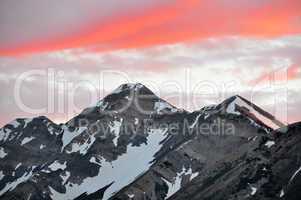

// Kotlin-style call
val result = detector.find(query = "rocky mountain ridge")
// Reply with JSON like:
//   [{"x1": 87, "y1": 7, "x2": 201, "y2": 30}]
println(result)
[{"x1": 0, "y1": 83, "x2": 299, "y2": 200}]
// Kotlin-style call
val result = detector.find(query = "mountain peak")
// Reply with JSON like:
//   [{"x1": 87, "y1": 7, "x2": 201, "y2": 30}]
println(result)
[
  {"x1": 111, "y1": 83, "x2": 145, "y2": 93},
  {"x1": 218, "y1": 95, "x2": 285, "y2": 130},
  {"x1": 89, "y1": 83, "x2": 180, "y2": 115},
  {"x1": 100, "y1": 83, "x2": 155, "y2": 100}
]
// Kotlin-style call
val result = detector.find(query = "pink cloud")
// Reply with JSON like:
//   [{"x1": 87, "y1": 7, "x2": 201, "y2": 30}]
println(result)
[
  {"x1": 249, "y1": 64, "x2": 301, "y2": 85},
  {"x1": 0, "y1": 0, "x2": 300, "y2": 56}
]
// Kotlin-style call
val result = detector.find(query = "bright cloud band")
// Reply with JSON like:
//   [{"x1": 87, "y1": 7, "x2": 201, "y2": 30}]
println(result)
[{"x1": 0, "y1": 0, "x2": 300, "y2": 56}]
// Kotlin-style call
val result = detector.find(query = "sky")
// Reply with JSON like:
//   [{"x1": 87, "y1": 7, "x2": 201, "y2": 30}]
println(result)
[{"x1": 0, "y1": 0, "x2": 301, "y2": 126}]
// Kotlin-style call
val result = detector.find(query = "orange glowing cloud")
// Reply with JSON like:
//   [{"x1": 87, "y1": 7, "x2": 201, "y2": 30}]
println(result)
[{"x1": 0, "y1": 0, "x2": 300, "y2": 56}]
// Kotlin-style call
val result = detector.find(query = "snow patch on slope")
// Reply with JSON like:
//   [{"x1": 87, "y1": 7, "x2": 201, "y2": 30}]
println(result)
[
  {"x1": 66, "y1": 133, "x2": 96, "y2": 155},
  {"x1": 0, "y1": 171, "x2": 4, "y2": 181},
  {"x1": 250, "y1": 185, "x2": 257, "y2": 196},
  {"x1": 0, "y1": 166, "x2": 36, "y2": 196},
  {"x1": 265, "y1": 141, "x2": 275, "y2": 148},
  {"x1": 21, "y1": 136, "x2": 35, "y2": 145},
  {"x1": 0, "y1": 128, "x2": 11, "y2": 142},
  {"x1": 15, "y1": 163, "x2": 22, "y2": 170},
  {"x1": 61, "y1": 126, "x2": 87, "y2": 151},
  {"x1": 89, "y1": 157, "x2": 101, "y2": 165},
  {"x1": 49, "y1": 128, "x2": 168, "y2": 200},
  {"x1": 163, "y1": 167, "x2": 196, "y2": 198},
  {"x1": 61, "y1": 171, "x2": 71, "y2": 185},
  {"x1": 190, "y1": 114, "x2": 202, "y2": 129},
  {"x1": 0, "y1": 147, "x2": 8, "y2": 158},
  {"x1": 46, "y1": 121, "x2": 60, "y2": 136},
  {"x1": 110, "y1": 118, "x2": 123, "y2": 146},
  {"x1": 48, "y1": 161, "x2": 67, "y2": 171},
  {"x1": 190, "y1": 171, "x2": 199, "y2": 181},
  {"x1": 280, "y1": 189, "x2": 285, "y2": 197},
  {"x1": 154, "y1": 101, "x2": 178, "y2": 114},
  {"x1": 23, "y1": 118, "x2": 32, "y2": 128},
  {"x1": 96, "y1": 100, "x2": 109, "y2": 110},
  {"x1": 134, "y1": 118, "x2": 139, "y2": 125},
  {"x1": 9, "y1": 120, "x2": 20, "y2": 128}
]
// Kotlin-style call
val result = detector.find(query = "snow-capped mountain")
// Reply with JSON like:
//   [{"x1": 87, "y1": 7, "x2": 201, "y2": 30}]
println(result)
[
  {"x1": 218, "y1": 95, "x2": 286, "y2": 129},
  {"x1": 0, "y1": 83, "x2": 300, "y2": 200}
]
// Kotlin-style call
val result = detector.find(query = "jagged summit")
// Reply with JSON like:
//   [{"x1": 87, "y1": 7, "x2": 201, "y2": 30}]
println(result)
[
  {"x1": 191, "y1": 95, "x2": 285, "y2": 133},
  {"x1": 91, "y1": 83, "x2": 180, "y2": 115},
  {"x1": 0, "y1": 116, "x2": 60, "y2": 142},
  {"x1": 218, "y1": 95, "x2": 285, "y2": 130},
  {"x1": 110, "y1": 83, "x2": 153, "y2": 94}
]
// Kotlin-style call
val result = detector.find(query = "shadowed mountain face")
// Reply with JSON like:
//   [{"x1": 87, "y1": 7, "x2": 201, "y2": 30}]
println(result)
[{"x1": 0, "y1": 83, "x2": 300, "y2": 200}]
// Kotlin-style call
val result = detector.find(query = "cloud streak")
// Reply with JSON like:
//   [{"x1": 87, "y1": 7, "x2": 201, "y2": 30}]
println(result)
[
  {"x1": 249, "y1": 64, "x2": 301, "y2": 85},
  {"x1": 0, "y1": 0, "x2": 300, "y2": 56}
]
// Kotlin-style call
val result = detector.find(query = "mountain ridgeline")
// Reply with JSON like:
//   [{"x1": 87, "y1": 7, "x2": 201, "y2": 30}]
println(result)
[{"x1": 0, "y1": 83, "x2": 300, "y2": 200}]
